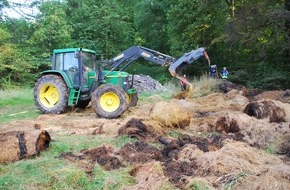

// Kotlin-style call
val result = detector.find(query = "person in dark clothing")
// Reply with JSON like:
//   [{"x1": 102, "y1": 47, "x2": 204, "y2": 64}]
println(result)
[{"x1": 209, "y1": 65, "x2": 217, "y2": 78}]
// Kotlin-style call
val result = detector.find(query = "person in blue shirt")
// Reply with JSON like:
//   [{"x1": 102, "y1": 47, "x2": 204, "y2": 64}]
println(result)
[{"x1": 220, "y1": 67, "x2": 229, "y2": 79}]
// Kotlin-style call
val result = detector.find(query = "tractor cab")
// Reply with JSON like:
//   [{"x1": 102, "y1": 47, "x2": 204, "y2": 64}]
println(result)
[{"x1": 53, "y1": 48, "x2": 97, "y2": 90}]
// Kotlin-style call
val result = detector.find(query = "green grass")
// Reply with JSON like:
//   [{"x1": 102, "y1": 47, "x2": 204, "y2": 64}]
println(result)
[
  {"x1": 0, "y1": 135, "x2": 137, "y2": 190},
  {"x1": 0, "y1": 88, "x2": 40, "y2": 124}
]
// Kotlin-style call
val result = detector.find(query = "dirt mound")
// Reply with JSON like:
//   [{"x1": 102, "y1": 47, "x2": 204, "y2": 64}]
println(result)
[
  {"x1": 254, "y1": 90, "x2": 290, "y2": 103},
  {"x1": 194, "y1": 141, "x2": 290, "y2": 189},
  {"x1": 243, "y1": 100, "x2": 290, "y2": 122},
  {"x1": 149, "y1": 101, "x2": 191, "y2": 128},
  {"x1": 213, "y1": 113, "x2": 290, "y2": 154},
  {"x1": 61, "y1": 144, "x2": 123, "y2": 171},
  {"x1": 118, "y1": 141, "x2": 161, "y2": 163},
  {"x1": 118, "y1": 118, "x2": 164, "y2": 142},
  {"x1": 125, "y1": 162, "x2": 173, "y2": 190},
  {"x1": 218, "y1": 80, "x2": 248, "y2": 95}
]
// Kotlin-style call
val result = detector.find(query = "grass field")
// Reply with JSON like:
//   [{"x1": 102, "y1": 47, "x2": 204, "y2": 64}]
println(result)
[
  {"x1": 0, "y1": 88, "x2": 41, "y2": 124},
  {"x1": 0, "y1": 135, "x2": 137, "y2": 190}
]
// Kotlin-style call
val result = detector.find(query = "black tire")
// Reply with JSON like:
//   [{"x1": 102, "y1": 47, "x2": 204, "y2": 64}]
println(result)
[
  {"x1": 76, "y1": 99, "x2": 91, "y2": 109},
  {"x1": 91, "y1": 84, "x2": 127, "y2": 118},
  {"x1": 127, "y1": 93, "x2": 138, "y2": 107},
  {"x1": 34, "y1": 74, "x2": 68, "y2": 114}
]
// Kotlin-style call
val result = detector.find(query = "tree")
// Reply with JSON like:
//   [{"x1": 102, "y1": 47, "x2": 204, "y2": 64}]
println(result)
[
  {"x1": 29, "y1": 1, "x2": 73, "y2": 54},
  {"x1": 134, "y1": 0, "x2": 171, "y2": 53},
  {"x1": 0, "y1": 26, "x2": 34, "y2": 89},
  {"x1": 66, "y1": 0, "x2": 135, "y2": 58}
]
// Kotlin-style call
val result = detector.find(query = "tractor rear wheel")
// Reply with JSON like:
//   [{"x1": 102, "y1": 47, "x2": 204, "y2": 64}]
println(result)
[
  {"x1": 91, "y1": 84, "x2": 127, "y2": 118},
  {"x1": 127, "y1": 93, "x2": 138, "y2": 107},
  {"x1": 34, "y1": 74, "x2": 68, "y2": 114}
]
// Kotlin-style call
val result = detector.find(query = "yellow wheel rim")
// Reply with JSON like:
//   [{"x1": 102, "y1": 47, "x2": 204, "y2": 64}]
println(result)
[
  {"x1": 126, "y1": 94, "x2": 131, "y2": 104},
  {"x1": 100, "y1": 92, "x2": 120, "y2": 112},
  {"x1": 39, "y1": 84, "x2": 60, "y2": 108}
]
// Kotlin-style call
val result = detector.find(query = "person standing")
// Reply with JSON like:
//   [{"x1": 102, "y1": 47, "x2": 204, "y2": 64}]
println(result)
[
  {"x1": 179, "y1": 74, "x2": 187, "y2": 91},
  {"x1": 209, "y1": 65, "x2": 217, "y2": 78},
  {"x1": 220, "y1": 67, "x2": 229, "y2": 79}
]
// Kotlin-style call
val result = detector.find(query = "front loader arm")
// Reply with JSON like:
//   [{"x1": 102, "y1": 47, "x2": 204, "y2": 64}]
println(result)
[
  {"x1": 100, "y1": 46, "x2": 210, "y2": 84},
  {"x1": 106, "y1": 46, "x2": 176, "y2": 72}
]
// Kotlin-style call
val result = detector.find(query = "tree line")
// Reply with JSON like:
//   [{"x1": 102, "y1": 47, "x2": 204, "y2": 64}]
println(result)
[{"x1": 0, "y1": 0, "x2": 289, "y2": 90}]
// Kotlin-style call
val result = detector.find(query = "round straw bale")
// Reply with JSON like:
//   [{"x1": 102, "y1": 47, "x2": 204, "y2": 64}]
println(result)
[
  {"x1": 243, "y1": 100, "x2": 290, "y2": 122},
  {"x1": 0, "y1": 130, "x2": 51, "y2": 163},
  {"x1": 149, "y1": 101, "x2": 191, "y2": 128}
]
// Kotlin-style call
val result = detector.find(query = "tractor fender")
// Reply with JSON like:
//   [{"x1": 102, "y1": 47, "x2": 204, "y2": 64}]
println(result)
[{"x1": 39, "y1": 70, "x2": 73, "y2": 89}]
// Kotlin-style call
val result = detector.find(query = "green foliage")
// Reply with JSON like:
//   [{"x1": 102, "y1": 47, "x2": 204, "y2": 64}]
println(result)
[
  {"x1": 29, "y1": 1, "x2": 73, "y2": 53},
  {"x1": 134, "y1": 0, "x2": 171, "y2": 52},
  {"x1": 67, "y1": 0, "x2": 135, "y2": 58},
  {"x1": 167, "y1": 0, "x2": 228, "y2": 55},
  {"x1": 0, "y1": 0, "x2": 289, "y2": 90},
  {"x1": 249, "y1": 63, "x2": 288, "y2": 90}
]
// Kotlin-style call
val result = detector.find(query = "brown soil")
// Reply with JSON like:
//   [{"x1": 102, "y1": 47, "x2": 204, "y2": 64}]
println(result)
[{"x1": 1, "y1": 88, "x2": 290, "y2": 189}]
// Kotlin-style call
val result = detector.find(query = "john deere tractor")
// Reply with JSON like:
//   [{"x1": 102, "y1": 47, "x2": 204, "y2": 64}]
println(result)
[{"x1": 34, "y1": 46, "x2": 209, "y2": 118}]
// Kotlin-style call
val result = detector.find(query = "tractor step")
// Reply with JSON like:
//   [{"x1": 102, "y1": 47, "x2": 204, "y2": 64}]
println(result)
[{"x1": 68, "y1": 88, "x2": 81, "y2": 106}]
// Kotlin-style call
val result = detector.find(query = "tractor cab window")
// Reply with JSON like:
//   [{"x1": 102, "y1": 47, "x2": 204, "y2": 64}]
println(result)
[
  {"x1": 55, "y1": 52, "x2": 80, "y2": 86},
  {"x1": 82, "y1": 52, "x2": 95, "y2": 70},
  {"x1": 82, "y1": 52, "x2": 96, "y2": 87}
]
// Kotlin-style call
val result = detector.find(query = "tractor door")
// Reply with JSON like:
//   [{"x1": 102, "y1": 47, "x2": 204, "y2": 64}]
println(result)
[
  {"x1": 54, "y1": 52, "x2": 80, "y2": 87},
  {"x1": 81, "y1": 51, "x2": 97, "y2": 89}
]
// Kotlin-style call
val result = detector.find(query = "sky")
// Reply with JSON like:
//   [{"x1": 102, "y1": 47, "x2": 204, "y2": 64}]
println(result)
[{"x1": 2, "y1": 0, "x2": 39, "y2": 19}]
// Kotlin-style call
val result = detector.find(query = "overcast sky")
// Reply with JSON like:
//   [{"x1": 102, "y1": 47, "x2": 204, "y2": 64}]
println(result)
[{"x1": 2, "y1": 0, "x2": 39, "y2": 19}]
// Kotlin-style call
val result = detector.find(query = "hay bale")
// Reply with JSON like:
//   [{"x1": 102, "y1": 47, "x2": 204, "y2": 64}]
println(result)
[
  {"x1": 150, "y1": 101, "x2": 191, "y2": 128},
  {"x1": 243, "y1": 100, "x2": 290, "y2": 122},
  {"x1": 0, "y1": 130, "x2": 51, "y2": 163},
  {"x1": 215, "y1": 114, "x2": 240, "y2": 133}
]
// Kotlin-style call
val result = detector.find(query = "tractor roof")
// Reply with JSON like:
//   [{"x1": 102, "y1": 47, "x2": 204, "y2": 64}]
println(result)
[{"x1": 53, "y1": 48, "x2": 96, "y2": 54}]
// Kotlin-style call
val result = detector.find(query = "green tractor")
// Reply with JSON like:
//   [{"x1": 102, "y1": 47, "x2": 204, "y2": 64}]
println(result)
[{"x1": 34, "y1": 46, "x2": 208, "y2": 118}]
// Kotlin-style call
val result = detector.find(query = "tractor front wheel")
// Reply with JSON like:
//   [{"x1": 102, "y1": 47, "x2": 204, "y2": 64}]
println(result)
[
  {"x1": 34, "y1": 74, "x2": 68, "y2": 114},
  {"x1": 91, "y1": 84, "x2": 127, "y2": 118}
]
